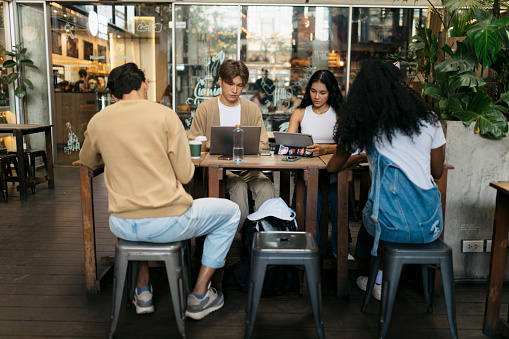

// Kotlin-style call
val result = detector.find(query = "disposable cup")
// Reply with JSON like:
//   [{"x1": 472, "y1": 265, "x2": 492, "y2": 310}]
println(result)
[
  {"x1": 195, "y1": 136, "x2": 207, "y2": 153},
  {"x1": 189, "y1": 140, "x2": 202, "y2": 159}
]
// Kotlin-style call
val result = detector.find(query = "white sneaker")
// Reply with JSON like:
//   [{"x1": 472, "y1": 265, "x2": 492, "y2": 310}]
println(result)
[
  {"x1": 133, "y1": 286, "x2": 155, "y2": 314},
  {"x1": 356, "y1": 276, "x2": 381, "y2": 301},
  {"x1": 186, "y1": 285, "x2": 224, "y2": 320}
]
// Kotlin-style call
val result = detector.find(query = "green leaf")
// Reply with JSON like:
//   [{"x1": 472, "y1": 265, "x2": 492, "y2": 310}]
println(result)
[
  {"x1": 23, "y1": 78, "x2": 34, "y2": 90},
  {"x1": 3, "y1": 51, "x2": 15, "y2": 57},
  {"x1": 421, "y1": 83, "x2": 448, "y2": 100},
  {"x1": 451, "y1": 110, "x2": 478, "y2": 126},
  {"x1": 14, "y1": 85, "x2": 26, "y2": 99},
  {"x1": 476, "y1": 109, "x2": 508, "y2": 138},
  {"x1": 496, "y1": 92, "x2": 509, "y2": 106},
  {"x1": 449, "y1": 71, "x2": 486, "y2": 91},
  {"x1": 5, "y1": 72, "x2": 18, "y2": 84},
  {"x1": 2, "y1": 60, "x2": 16, "y2": 68},
  {"x1": 20, "y1": 48, "x2": 27, "y2": 54},
  {"x1": 22, "y1": 60, "x2": 38, "y2": 69}
]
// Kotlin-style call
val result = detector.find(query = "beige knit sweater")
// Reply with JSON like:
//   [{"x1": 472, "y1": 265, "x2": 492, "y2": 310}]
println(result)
[
  {"x1": 80, "y1": 99, "x2": 194, "y2": 219},
  {"x1": 188, "y1": 97, "x2": 269, "y2": 152}
]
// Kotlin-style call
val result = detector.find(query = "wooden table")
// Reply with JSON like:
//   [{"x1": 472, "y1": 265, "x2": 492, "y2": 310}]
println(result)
[
  {"x1": 320, "y1": 154, "x2": 453, "y2": 297},
  {"x1": 200, "y1": 153, "x2": 326, "y2": 237},
  {"x1": 483, "y1": 182, "x2": 509, "y2": 336},
  {"x1": 0, "y1": 124, "x2": 55, "y2": 200},
  {"x1": 80, "y1": 153, "x2": 207, "y2": 293}
]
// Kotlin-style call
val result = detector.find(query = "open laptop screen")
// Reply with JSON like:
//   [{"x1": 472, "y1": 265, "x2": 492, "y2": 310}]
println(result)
[{"x1": 209, "y1": 126, "x2": 261, "y2": 155}]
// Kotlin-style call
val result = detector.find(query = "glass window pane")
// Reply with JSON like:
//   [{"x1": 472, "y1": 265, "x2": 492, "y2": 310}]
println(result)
[
  {"x1": 50, "y1": 2, "x2": 172, "y2": 165},
  {"x1": 174, "y1": 5, "x2": 238, "y2": 129},
  {"x1": 241, "y1": 5, "x2": 349, "y2": 132},
  {"x1": 350, "y1": 7, "x2": 428, "y2": 89}
]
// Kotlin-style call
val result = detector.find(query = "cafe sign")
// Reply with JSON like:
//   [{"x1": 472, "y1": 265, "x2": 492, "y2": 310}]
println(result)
[{"x1": 88, "y1": 11, "x2": 108, "y2": 41}]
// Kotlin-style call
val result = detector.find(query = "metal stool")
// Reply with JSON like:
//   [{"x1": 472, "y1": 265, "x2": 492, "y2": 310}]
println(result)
[
  {"x1": 361, "y1": 239, "x2": 458, "y2": 339},
  {"x1": 245, "y1": 232, "x2": 325, "y2": 339},
  {"x1": 9, "y1": 149, "x2": 47, "y2": 193},
  {"x1": 109, "y1": 239, "x2": 191, "y2": 339},
  {"x1": 0, "y1": 154, "x2": 17, "y2": 202}
]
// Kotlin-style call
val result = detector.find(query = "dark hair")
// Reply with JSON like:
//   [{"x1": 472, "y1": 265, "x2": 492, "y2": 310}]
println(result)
[
  {"x1": 218, "y1": 59, "x2": 249, "y2": 85},
  {"x1": 335, "y1": 59, "x2": 439, "y2": 153},
  {"x1": 107, "y1": 63, "x2": 146, "y2": 99},
  {"x1": 298, "y1": 70, "x2": 343, "y2": 116},
  {"x1": 79, "y1": 69, "x2": 87, "y2": 78}
]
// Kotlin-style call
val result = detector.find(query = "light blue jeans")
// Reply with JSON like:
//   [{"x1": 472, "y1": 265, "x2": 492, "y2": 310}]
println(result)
[{"x1": 109, "y1": 198, "x2": 240, "y2": 269}]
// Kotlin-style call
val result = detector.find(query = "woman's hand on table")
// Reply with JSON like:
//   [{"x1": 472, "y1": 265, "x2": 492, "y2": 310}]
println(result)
[
  {"x1": 306, "y1": 143, "x2": 336, "y2": 157},
  {"x1": 72, "y1": 160, "x2": 81, "y2": 166}
]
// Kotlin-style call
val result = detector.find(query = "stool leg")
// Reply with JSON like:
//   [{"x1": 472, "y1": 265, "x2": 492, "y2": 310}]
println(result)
[
  {"x1": 361, "y1": 254, "x2": 382, "y2": 312},
  {"x1": 27, "y1": 154, "x2": 35, "y2": 194},
  {"x1": 245, "y1": 258, "x2": 267, "y2": 339},
  {"x1": 421, "y1": 265, "x2": 434, "y2": 313},
  {"x1": 109, "y1": 249, "x2": 129, "y2": 339},
  {"x1": 1, "y1": 162, "x2": 7, "y2": 203},
  {"x1": 378, "y1": 256, "x2": 403, "y2": 339},
  {"x1": 440, "y1": 257, "x2": 458, "y2": 339},
  {"x1": 304, "y1": 258, "x2": 325, "y2": 339},
  {"x1": 165, "y1": 253, "x2": 187, "y2": 339},
  {"x1": 181, "y1": 240, "x2": 192, "y2": 297},
  {"x1": 126, "y1": 261, "x2": 139, "y2": 306}
]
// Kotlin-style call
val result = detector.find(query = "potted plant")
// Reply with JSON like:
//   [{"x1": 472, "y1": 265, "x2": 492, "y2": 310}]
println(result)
[{"x1": 2, "y1": 42, "x2": 38, "y2": 125}]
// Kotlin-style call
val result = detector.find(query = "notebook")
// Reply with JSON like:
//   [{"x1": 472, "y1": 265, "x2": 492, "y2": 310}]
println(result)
[{"x1": 209, "y1": 126, "x2": 261, "y2": 155}]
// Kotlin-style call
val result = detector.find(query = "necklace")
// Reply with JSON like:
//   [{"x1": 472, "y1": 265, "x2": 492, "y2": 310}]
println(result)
[{"x1": 312, "y1": 105, "x2": 329, "y2": 115}]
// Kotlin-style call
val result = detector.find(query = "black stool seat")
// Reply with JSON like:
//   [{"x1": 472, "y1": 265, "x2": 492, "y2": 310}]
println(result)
[
  {"x1": 361, "y1": 239, "x2": 458, "y2": 339},
  {"x1": 0, "y1": 154, "x2": 17, "y2": 202},
  {"x1": 9, "y1": 149, "x2": 47, "y2": 193}
]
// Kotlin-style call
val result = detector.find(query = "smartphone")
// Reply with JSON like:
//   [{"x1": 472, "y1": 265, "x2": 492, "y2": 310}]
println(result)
[
  {"x1": 218, "y1": 154, "x2": 233, "y2": 160},
  {"x1": 282, "y1": 155, "x2": 301, "y2": 162},
  {"x1": 259, "y1": 151, "x2": 271, "y2": 156}
]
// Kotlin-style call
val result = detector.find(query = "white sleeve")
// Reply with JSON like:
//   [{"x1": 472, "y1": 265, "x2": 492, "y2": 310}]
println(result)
[{"x1": 431, "y1": 122, "x2": 446, "y2": 149}]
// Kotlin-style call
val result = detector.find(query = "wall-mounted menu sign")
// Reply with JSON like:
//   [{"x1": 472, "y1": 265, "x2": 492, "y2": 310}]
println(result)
[{"x1": 88, "y1": 11, "x2": 109, "y2": 41}]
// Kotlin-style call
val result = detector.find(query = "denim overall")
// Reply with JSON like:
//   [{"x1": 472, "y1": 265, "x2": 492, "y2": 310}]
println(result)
[{"x1": 362, "y1": 147, "x2": 443, "y2": 256}]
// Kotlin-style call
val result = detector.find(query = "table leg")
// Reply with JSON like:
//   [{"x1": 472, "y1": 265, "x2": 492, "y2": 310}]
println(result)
[
  {"x1": 14, "y1": 130, "x2": 26, "y2": 201},
  {"x1": 304, "y1": 167, "x2": 319, "y2": 237},
  {"x1": 45, "y1": 128, "x2": 55, "y2": 189},
  {"x1": 337, "y1": 169, "x2": 351, "y2": 298},
  {"x1": 280, "y1": 170, "x2": 290, "y2": 206},
  {"x1": 80, "y1": 165, "x2": 99, "y2": 293},
  {"x1": 295, "y1": 171, "x2": 305, "y2": 230},
  {"x1": 483, "y1": 191, "x2": 509, "y2": 335},
  {"x1": 208, "y1": 166, "x2": 223, "y2": 198}
]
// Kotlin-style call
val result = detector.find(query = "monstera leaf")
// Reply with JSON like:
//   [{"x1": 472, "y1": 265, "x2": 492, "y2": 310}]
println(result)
[
  {"x1": 467, "y1": 15, "x2": 509, "y2": 68},
  {"x1": 450, "y1": 92, "x2": 508, "y2": 138}
]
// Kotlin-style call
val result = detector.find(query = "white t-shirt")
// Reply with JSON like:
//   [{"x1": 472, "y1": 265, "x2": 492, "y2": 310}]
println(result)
[
  {"x1": 218, "y1": 98, "x2": 241, "y2": 126},
  {"x1": 300, "y1": 105, "x2": 337, "y2": 144},
  {"x1": 375, "y1": 120, "x2": 446, "y2": 189}
]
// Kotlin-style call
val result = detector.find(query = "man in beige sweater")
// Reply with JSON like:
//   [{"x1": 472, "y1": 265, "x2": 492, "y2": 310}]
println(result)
[
  {"x1": 79, "y1": 63, "x2": 240, "y2": 320},
  {"x1": 189, "y1": 60, "x2": 275, "y2": 228}
]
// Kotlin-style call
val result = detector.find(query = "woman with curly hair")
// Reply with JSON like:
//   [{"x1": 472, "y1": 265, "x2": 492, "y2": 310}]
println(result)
[
  {"x1": 327, "y1": 59, "x2": 445, "y2": 300},
  {"x1": 288, "y1": 70, "x2": 365, "y2": 259}
]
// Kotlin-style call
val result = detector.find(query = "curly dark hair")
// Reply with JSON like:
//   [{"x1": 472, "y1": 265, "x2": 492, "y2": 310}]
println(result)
[
  {"x1": 298, "y1": 70, "x2": 343, "y2": 115},
  {"x1": 335, "y1": 59, "x2": 439, "y2": 153},
  {"x1": 107, "y1": 63, "x2": 146, "y2": 99}
]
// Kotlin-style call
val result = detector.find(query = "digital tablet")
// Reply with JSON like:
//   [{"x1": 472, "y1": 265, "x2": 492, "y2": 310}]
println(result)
[{"x1": 273, "y1": 132, "x2": 313, "y2": 148}]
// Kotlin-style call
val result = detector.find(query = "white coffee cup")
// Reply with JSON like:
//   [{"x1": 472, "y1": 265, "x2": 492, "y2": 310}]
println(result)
[{"x1": 195, "y1": 135, "x2": 207, "y2": 153}]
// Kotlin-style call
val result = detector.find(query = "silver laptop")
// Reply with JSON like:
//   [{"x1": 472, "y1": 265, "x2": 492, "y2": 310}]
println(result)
[{"x1": 209, "y1": 126, "x2": 261, "y2": 155}]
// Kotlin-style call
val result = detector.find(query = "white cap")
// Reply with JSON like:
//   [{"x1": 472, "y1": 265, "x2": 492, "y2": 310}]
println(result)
[
  {"x1": 247, "y1": 198, "x2": 295, "y2": 221},
  {"x1": 195, "y1": 135, "x2": 207, "y2": 141}
]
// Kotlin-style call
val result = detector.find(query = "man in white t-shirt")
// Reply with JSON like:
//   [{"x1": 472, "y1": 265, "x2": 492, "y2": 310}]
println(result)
[{"x1": 189, "y1": 59, "x2": 274, "y2": 229}]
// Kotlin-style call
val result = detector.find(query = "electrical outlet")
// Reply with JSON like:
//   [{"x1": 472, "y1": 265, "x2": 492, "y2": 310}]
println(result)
[
  {"x1": 486, "y1": 239, "x2": 492, "y2": 252},
  {"x1": 462, "y1": 240, "x2": 484, "y2": 253}
]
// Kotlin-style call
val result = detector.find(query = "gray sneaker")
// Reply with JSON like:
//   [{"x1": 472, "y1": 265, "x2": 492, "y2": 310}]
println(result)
[{"x1": 185, "y1": 286, "x2": 224, "y2": 320}]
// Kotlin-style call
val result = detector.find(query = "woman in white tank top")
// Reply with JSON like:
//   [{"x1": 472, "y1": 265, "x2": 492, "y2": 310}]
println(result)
[{"x1": 287, "y1": 70, "x2": 366, "y2": 258}]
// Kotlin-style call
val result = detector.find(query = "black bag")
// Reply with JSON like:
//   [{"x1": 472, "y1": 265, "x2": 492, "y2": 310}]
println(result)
[{"x1": 233, "y1": 216, "x2": 297, "y2": 296}]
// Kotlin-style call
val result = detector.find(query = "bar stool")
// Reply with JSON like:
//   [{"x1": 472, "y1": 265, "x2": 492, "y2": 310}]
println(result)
[
  {"x1": 0, "y1": 154, "x2": 17, "y2": 202},
  {"x1": 9, "y1": 149, "x2": 48, "y2": 193},
  {"x1": 245, "y1": 231, "x2": 325, "y2": 339},
  {"x1": 361, "y1": 239, "x2": 458, "y2": 339},
  {"x1": 109, "y1": 239, "x2": 191, "y2": 339}
]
